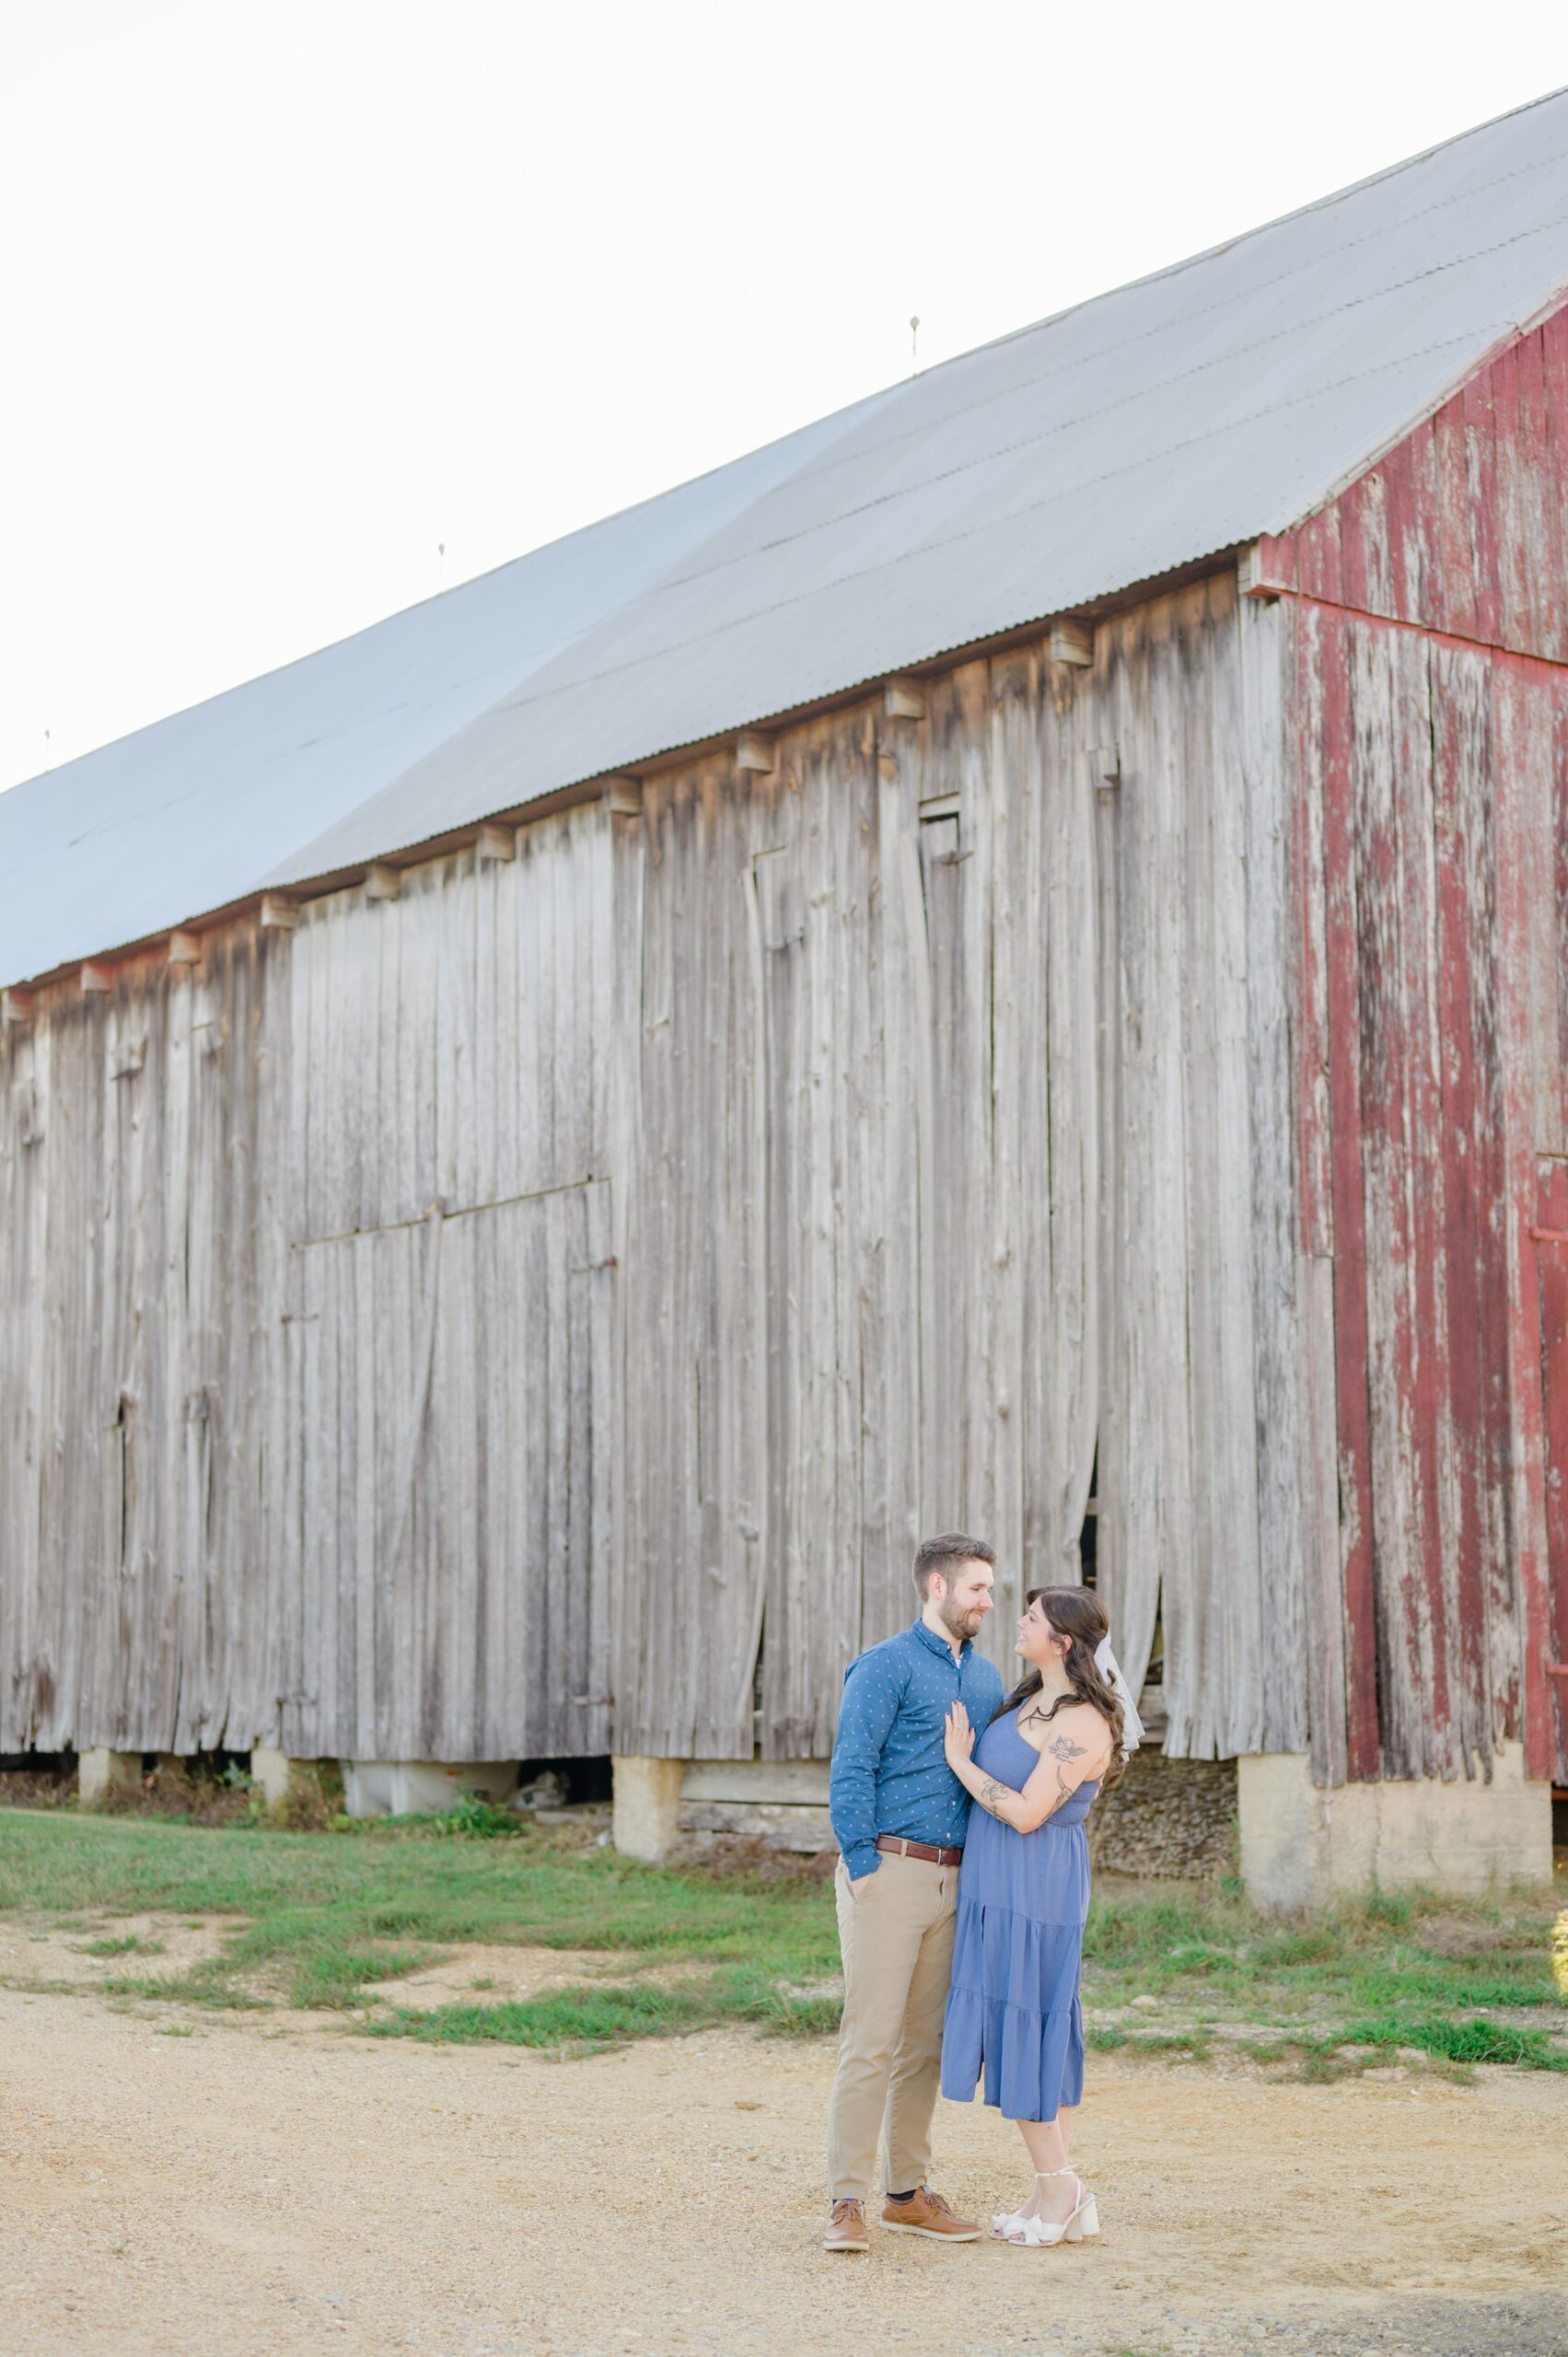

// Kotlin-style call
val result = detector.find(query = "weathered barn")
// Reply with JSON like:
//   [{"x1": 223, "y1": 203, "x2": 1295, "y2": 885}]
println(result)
[{"x1": 5, "y1": 94, "x2": 1567, "y2": 1899}]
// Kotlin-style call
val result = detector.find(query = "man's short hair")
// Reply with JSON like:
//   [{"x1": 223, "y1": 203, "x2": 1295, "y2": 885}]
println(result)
[{"x1": 912, "y1": 1532, "x2": 996, "y2": 1600}]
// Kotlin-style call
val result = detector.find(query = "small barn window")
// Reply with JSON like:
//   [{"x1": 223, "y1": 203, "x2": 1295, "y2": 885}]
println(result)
[
  {"x1": 918, "y1": 793, "x2": 963, "y2": 870},
  {"x1": 751, "y1": 844, "x2": 801, "y2": 952}
]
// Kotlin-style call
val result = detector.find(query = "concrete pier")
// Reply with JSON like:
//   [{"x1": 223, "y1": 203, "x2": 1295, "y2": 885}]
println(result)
[
  {"x1": 77, "y1": 1749, "x2": 141, "y2": 1807},
  {"x1": 611, "y1": 1757, "x2": 683, "y2": 1861},
  {"x1": 1237, "y1": 1744, "x2": 1552, "y2": 1908}
]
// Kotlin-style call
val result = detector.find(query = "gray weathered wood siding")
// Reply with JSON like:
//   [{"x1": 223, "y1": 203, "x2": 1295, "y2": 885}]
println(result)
[
  {"x1": 0, "y1": 923, "x2": 290, "y2": 1754},
  {"x1": 0, "y1": 809, "x2": 612, "y2": 1759},
  {"x1": 282, "y1": 817, "x2": 614, "y2": 1759},
  {"x1": 2, "y1": 583, "x2": 1317, "y2": 1769},
  {"x1": 613, "y1": 575, "x2": 1309, "y2": 1760}
]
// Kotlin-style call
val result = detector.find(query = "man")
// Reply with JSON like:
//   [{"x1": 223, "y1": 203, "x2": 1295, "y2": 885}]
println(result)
[{"x1": 823, "y1": 1532, "x2": 1005, "y2": 2254}]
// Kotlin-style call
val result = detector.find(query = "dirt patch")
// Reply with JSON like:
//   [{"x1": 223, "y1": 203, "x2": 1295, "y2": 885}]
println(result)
[
  {"x1": 1, "y1": 1984, "x2": 1564, "y2": 2357},
  {"x1": 359, "y1": 1943, "x2": 713, "y2": 2008},
  {"x1": 0, "y1": 1911, "x2": 243, "y2": 1991},
  {"x1": 1411, "y1": 1911, "x2": 1547, "y2": 1958}
]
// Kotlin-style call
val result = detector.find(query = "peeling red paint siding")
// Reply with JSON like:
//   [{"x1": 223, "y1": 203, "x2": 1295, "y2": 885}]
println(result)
[
  {"x1": 1535, "y1": 1161, "x2": 1568, "y2": 1779},
  {"x1": 1314, "y1": 608, "x2": 1383, "y2": 1779},
  {"x1": 1272, "y1": 304, "x2": 1568, "y2": 1781}
]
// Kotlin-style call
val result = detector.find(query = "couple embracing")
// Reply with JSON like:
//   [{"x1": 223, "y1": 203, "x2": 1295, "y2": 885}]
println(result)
[{"x1": 824, "y1": 1532, "x2": 1141, "y2": 2255}]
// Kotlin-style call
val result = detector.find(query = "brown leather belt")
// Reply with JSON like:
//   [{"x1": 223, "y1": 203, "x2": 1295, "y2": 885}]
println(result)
[{"x1": 876, "y1": 1834, "x2": 963, "y2": 1866}]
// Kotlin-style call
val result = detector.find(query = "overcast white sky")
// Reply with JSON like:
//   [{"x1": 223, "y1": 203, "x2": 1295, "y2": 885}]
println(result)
[{"x1": 4, "y1": 2, "x2": 1567, "y2": 793}]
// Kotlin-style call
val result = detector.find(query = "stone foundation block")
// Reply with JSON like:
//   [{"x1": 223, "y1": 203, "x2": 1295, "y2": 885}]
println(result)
[
  {"x1": 612, "y1": 1755, "x2": 683, "y2": 1861},
  {"x1": 678, "y1": 1758, "x2": 834, "y2": 1853},
  {"x1": 77, "y1": 1748, "x2": 141, "y2": 1807},
  {"x1": 1238, "y1": 1744, "x2": 1552, "y2": 1909},
  {"x1": 1089, "y1": 1750, "x2": 1237, "y2": 1879},
  {"x1": 250, "y1": 1748, "x2": 321, "y2": 1811}
]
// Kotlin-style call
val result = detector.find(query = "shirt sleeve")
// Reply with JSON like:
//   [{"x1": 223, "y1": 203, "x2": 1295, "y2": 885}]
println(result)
[{"x1": 830, "y1": 1650, "x2": 905, "y2": 1880}]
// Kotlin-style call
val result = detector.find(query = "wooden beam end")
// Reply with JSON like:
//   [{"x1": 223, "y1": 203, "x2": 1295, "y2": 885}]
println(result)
[
  {"x1": 1237, "y1": 542, "x2": 1283, "y2": 600},
  {"x1": 883, "y1": 677, "x2": 925, "y2": 722},
  {"x1": 476, "y1": 822, "x2": 516, "y2": 863},
  {"x1": 735, "y1": 732, "x2": 775, "y2": 775},
  {"x1": 79, "y1": 961, "x2": 112, "y2": 995},
  {"x1": 365, "y1": 864, "x2": 401, "y2": 902},
  {"x1": 1049, "y1": 621, "x2": 1094, "y2": 668},
  {"x1": 259, "y1": 893, "x2": 300, "y2": 931},
  {"x1": 605, "y1": 776, "x2": 643, "y2": 816},
  {"x1": 168, "y1": 930, "x2": 201, "y2": 966},
  {"x1": 2, "y1": 987, "x2": 35, "y2": 1027}
]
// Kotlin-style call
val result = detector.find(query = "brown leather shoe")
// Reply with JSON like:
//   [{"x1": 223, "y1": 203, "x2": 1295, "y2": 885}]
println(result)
[
  {"x1": 880, "y1": 2186, "x2": 981, "y2": 2241},
  {"x1": 823, "y1": 2198, "x2": 869, "y2": 2252}
]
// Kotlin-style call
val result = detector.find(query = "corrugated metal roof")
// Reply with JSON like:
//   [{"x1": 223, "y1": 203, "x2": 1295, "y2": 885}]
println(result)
[{"x1": 7, "y1": 87, "x2": 1568, "y2": 983}]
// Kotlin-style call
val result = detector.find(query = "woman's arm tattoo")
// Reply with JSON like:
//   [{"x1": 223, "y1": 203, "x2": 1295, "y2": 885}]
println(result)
[
  {"x1": 1032, "y1": 1759, "x2": 1078, "y2": 1824},
  {"x1": 979, "y1": 1727, "x2": 1098, "y2": 1829}
]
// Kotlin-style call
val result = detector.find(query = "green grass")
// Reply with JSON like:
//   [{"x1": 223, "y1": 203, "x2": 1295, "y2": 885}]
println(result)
[
  {"x1": 0, "y1": 1805, "x2": 839, "y2": 2014},
  {"x1": 1264, "y1": 2014, "x2": 1568, "y2": 2073},
  {"x1": 0, "y1": 1805, "x2": 1562, "y2": 2072},
  {"x1": 372, "y1": 1965, "x2": 840, "y2": 2051},
  {"x1": 1079, "y1": 1879, "x2": 1566, "y2": 2032}
]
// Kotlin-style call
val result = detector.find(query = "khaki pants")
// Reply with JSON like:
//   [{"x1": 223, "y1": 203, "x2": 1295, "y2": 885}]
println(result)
[{"x1": 827, "y1": 1851, "x2": 959, "y2": 2201}]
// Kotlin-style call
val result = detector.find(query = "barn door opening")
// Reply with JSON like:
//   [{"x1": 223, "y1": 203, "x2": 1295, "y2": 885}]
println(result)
[{"x1": 1078, "y1": 1445, "x2": 1099, "y2": 1586}]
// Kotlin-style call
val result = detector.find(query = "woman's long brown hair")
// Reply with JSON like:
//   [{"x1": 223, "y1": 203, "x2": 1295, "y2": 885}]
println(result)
[{"x1": 999, "y1": 1585, "x2": 1128, "y2": 1792}]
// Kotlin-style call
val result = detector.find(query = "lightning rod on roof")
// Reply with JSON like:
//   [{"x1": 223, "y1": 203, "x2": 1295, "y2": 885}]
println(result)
[{"x1": 910, "y1": 316, "x2": 920, "y2": 375}]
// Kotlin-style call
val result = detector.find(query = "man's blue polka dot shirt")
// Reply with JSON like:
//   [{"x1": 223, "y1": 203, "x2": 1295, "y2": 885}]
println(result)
[{"x1": 829, "y1": 1619, "x2": 1005, "y2": 1881}]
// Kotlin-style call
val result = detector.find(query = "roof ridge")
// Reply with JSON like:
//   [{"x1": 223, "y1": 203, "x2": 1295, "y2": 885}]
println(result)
[
  {"x1": 890, "y1": 84, "x2": 1568, "y2": 389},
  {"x1": 607, "y1": 211, "x2": 1568, "y2": 621}
]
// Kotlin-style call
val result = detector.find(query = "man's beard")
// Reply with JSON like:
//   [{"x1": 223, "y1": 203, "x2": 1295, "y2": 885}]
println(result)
[{"x1": 939, "y1": 1596, "x2": 983, "y2": 1640}]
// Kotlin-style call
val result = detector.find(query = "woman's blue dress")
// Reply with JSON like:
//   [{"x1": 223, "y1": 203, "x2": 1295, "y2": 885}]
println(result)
[{"x1": 939, "y1": 1708, "x2": 1101, "y2": 2123}]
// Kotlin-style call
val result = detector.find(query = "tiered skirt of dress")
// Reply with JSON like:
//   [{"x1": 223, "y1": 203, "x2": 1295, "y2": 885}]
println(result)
[{"x1": 939, "y1": 1709, "x2": 1100, "y2": 2125}]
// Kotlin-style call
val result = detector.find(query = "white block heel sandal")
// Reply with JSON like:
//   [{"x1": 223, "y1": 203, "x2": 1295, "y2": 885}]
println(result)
[{"x1": 1001, "y1": 2167, "x2": 1099, "y2": 2248}]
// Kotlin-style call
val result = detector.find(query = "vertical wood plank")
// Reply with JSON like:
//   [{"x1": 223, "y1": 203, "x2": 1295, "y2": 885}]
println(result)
[
  {"x1": 1318, "y1": 605, "x2": 1381, "y2": 1777},
  {"x1": 1239, "y1": 590, "x2": 1310, "y2": 1755},
  {"x1": 1493, "y1": 660, "x2": 1556, "y2": 1777}
]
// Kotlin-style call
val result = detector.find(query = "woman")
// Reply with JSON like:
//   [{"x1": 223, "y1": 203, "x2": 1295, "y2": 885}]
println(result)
[{"x1": 937, "y1": 1584, "x2": 1140, "y2": 2248}]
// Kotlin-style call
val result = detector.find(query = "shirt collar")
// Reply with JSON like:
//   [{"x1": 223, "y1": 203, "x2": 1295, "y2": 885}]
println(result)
[{"x1": 911, "y1": 1616, "x2": 969, "y2": 1664}]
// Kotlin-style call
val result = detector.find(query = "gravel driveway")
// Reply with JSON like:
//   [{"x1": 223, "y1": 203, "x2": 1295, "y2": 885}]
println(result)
[{"x1": 1, "y1": 1978, "x2": 1563, "y2": 2357}]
